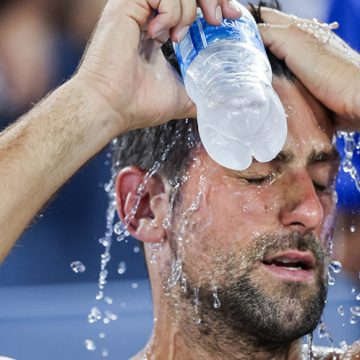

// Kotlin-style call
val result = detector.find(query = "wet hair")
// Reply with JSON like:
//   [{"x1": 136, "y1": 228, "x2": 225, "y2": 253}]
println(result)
[{"x1": 112, "y1": 1, "x2": 294, "y2": 181}]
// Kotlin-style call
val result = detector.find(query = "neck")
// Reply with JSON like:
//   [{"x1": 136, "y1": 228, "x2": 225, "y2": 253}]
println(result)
[{"x1": 132, "y1": 296, "x2": 303, "y2": 360}]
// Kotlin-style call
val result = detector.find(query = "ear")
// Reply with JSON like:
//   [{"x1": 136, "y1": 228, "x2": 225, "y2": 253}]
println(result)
[{"x1": 115, "y1": 166, "x2": 169, "y2": 243}]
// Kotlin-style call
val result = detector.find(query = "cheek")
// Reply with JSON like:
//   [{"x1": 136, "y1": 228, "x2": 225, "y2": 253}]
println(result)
[
  {"x1": 195, "y1": 182, "x2": 282, "y2": 249},
  {"x1": 318, "y1": 193, "x2": 336, "y2": 246}
]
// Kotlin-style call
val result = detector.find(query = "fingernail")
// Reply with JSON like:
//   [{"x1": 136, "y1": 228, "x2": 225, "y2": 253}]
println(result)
[
  {"x1": 229, "y1": 0, "x2": 242, "y2": 16},
  {"x1": 216, "y1": 6, "x2": 223, "y2": 24},
  {"x1": 176, "y1": 26, "x2": 190, "y2": 42}
]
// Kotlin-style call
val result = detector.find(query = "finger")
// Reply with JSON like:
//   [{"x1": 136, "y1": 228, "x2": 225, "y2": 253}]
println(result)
[
  {"x1": 148, "y1": 0, "x2": 181, "y2": 38},
  {"x1": 197, "y1": 0, "x2": 223, "y2": 25},
  {"x1": 171, "y1": 0, "x2": 197, "y2": 42},
  {"x1": 258, "y1": 23, "x2": 294, "y2": 61},
  {"x1": 221, "y1": 0, "x2": 242, "y2": 20}
]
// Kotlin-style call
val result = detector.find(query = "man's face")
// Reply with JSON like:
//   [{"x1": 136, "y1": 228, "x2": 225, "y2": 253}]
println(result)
[{"x1": 167, "y1": 77, "x2": 339, "y2": 343}]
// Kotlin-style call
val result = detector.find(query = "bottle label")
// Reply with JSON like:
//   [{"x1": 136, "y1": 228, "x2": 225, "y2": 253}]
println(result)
[{"x1": 174, "y1": 9, "x2": 266, "y2": 78}]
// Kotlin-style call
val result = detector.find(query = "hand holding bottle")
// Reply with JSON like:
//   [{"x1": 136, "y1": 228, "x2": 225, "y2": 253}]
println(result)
[{"x1": 258, "y1": 7, "x2": 360, "y2": 129}]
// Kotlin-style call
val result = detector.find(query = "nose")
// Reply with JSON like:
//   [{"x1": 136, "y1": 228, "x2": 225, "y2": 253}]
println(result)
[{"x1": 279, "y1": 170, "x2": 324, "y2": 234}]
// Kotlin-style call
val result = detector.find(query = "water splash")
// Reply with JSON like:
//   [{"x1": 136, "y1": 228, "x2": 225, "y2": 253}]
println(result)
[
  {"x1": 70, "y1": 261, "x2": 86, "y2": 274},
  {"x1": 88, "y1": 306, "x2": 102, "y2": 324},
  {"x1": 317, "y1": 319, "x2": 335, "y2": 350},
  {"x1": 306, "y1": 333, "x2": 313, "y2": 360},
  {"x1": 340, "y1": 341, "x2": 348, "y2": 353},
  {"x1": 339, "y1": 132, "x2": 360, "y2": 192},
  {"x1": 295, "y1": 19, "x2": 338, "y2": 45},
  {"x1": 96, "y1": 170, "x2": 118, "y2": 301},
  {"x1": 167, "y1": 258, "x2": 183, "y2": 288}
]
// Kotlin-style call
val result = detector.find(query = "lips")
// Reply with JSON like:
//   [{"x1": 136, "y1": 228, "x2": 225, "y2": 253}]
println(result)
[{"x1": 261, "y1": 251, "x2": 316, "y2": 282}]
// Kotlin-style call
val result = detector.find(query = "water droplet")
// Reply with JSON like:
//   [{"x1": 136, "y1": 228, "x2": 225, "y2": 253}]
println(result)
[
  {"x1": 351, "y1": 287, "x2": 356, "y2": 294},
  {"x1": 101, "y1": 253, "x2": 111, "y2": 263},
  {"x1": 104, "y1": 296, "x2": 113, "y2": 305},
  {"x1": 328, "y1": 273, "x2": 335, "y2": 286},
  {"x1": 168, "y1": 258, "x2": 182, "y2": 288},
  {"x1": 114, "y1": 221, "x2": 124, "y2": 235},
  {"x1": 100, "y1": 269, "x2": 108, "y2": 280},
  {"x1": 350, "y1": 315, "x2": 357, "y2": 325},
  {"x1": 117, "y1": 261, "x2": 127, "y2": 275},
  {"x1": 117, "y1": 234, "x2": 125, "y2": 242},
  {"x1": 337, "y1": 305, "x2": 345, "y2": 316},
  {"x1": 318, "y1": 321, "x2": 328, "y2": 338},
  {"x1": 213, "y1": 288, "x2": 221, "y2": 309},
  {"x1": 84, "y1": 339, "x2": 96, "y2": 351},
  {"x1": 88, "y1": 307, "x2": 102, "y2": 324},
  {"x1": 99, "y1": 237, "x2": 110, "y2": 247},
  {"x1": 132, "y1": 282, "x2": 138, "y2": 289},
  {"x1": 329, "y1": 260, "x2": 342, "y2": 274},
  {"x1": 134, "y1": 246, "x2": 140, "y2": 253},
  {"x1": 350, "y1": 306, "x2": 360, "y2": 316},
  {"x1": 103, "y1": 310, "x2": 118, "y2": 324},
  {"x1": 149, "y1": 242, "x2": 163, "y2": 264},
  {"x1": 102, "y1": 348, "x2": 109, "y2": 357},
  {"x1": 350, "y1": 224, "x2": 356, "y2": 233},
  {"x1": 356, "y1": 293, "x2": 360, "y2": 301},
  {"x1": 70, "y1": 261, "x2": 86, "y2": 274},
  {"x1": 99, "y1": 332, "x2": 106, "y2": 339}
]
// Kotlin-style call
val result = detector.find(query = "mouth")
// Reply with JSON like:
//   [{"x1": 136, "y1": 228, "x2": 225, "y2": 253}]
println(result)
[{"x1": 261, "y1": 250, "x2": 316, "y2": 282}]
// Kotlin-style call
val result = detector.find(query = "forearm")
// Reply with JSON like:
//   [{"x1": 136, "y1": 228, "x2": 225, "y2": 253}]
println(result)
[{"x1": 0, "y1": 78, "x2": 119, "y2": 262}]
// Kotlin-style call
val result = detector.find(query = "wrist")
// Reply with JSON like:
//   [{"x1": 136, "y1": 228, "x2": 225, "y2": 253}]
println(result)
[{"x1": 68, "y1": 75, "x2": 129, "y2": 141}]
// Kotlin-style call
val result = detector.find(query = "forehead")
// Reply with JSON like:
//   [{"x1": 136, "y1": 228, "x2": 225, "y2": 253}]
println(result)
[
  {"x1": 185, "y1": 76, "x2": 337, "y2": 177},
  {"x1": 273, "y1": 77, "x2": 335, "y2": 156}
]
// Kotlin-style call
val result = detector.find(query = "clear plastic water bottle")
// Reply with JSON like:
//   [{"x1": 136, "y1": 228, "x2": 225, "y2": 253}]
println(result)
[{"x1": 173, "y1": 4, "x2": 287, "y2": 171}]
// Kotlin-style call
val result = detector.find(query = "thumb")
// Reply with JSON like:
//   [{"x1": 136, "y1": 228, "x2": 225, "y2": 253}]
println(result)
[{"x1": 173, "y1": 86, "x2": 197, "y2": 120}]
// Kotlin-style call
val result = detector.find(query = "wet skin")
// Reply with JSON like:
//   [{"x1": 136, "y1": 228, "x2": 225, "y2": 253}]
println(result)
[
  {"x1": 122, "y1": 76, "x2": 343, "y2": 359},
  {"x1": 177, "y1": 76, "x2": 339, "y2": 291},
  {"x1": 159, "y1": 76, "x2": 341, "y2": 356}
]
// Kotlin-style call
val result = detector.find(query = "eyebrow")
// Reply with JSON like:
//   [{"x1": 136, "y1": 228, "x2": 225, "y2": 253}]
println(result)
[{"x1": 275, "y1": 148, "x2": 340, "y2": 166}]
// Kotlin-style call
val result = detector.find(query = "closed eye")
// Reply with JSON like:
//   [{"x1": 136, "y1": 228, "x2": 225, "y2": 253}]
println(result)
[{"x1": 244, "y1": 173, "x2": 275, "y2": 185}]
